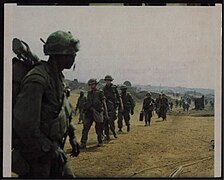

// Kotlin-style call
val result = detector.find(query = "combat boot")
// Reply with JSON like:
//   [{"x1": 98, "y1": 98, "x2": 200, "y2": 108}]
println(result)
[
  {"x1": 113, "y1": 132, "x2": 118, "y2": 138},
  {"x1": 79, "y1": 143, "x2": 86, "y2": 149},
  {"x1": 97, "y1": 141, "x2": 103, "y2": 147},
  {"x1": 127, "y1": 125, "x2": 130, "y2": 132}
]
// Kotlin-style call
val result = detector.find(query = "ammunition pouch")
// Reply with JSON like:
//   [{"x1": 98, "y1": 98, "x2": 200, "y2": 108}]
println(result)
[
  {"x1": 92, "y1": 109, "x2": 104, "y2": 123},
  {"x1": 12, "y1": 149, "x2": 30, "y2": 176}
]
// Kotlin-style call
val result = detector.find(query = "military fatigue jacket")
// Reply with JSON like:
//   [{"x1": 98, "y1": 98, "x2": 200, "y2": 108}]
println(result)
[
  {"x1": 155, "y1": 97, "x2": 162, "y2": 108},
  {"x1": 76, "y1": 96, "x2": 87, "y2": 110},
  {"x1": 13, "y1": 60, "x2": 66, "y2": 159},
  {"x1": 85, "y1": 89, "x2": 105, "y2": 113},
  {"x1": 160, "y1": 97, "x2": 169, "y2": 108},
  {"x1": 103, "y1": 84, "x2": 120, "y2": 106},
  {"x1": 120, "y1": 92, "x2": 135, "y2": 111},
  {"x1": 143, "y1": 97, "x2": 155, "y2": 112}
]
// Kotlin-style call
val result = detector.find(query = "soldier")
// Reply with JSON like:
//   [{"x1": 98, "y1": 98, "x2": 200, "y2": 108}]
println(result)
[
  {"x1": 80, "y1": 78, "x2": 109, "y2": 148},
  {"x1": 160, "y1": 93, "x2": 169, "y2": 120},
  {"x1": 142, "y1": 92, "x2": 155, "y2": 126},
  {"x1": 75, "y1": 90, "x2": 87, "y2": 124},
  {"x1": 169, "y1": 101, "x2": 173, "y2": 111},
  {"x1": 179, "y1": 99, "x2": 182, "y2": 108},
  {"x1": 175, "y1": 99, "x2": 179, "y2": 108},
  {"x1": 12, "y1": 31, "x2": 80, "y2": 178},
  {"x1": 103, "y1": 75, "x2": 123, "y2": 140},
  {"x1": 118, "y1": 85, "x2": 135, "y2": 132},
  {"x1": 155, "y1": 94, "x2": 162, "y2": 118}
]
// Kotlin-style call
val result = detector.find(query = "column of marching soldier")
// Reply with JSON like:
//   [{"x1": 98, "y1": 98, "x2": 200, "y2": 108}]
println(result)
[
  {"x1": 74, "y1": 75, "x2": 169, "y2": 149},
  {"x1": 12, "y1": 30, "x2": 170, "y2": 178}
]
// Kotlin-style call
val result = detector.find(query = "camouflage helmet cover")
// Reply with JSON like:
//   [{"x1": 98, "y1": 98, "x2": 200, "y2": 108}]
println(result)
[
  {"x1": 44, "y1": 31, "x2": 80, "y2": 55},
  {"x1": 104, "y1": 75, "x2": 114, "y2": 81},
  {"x1": 146, "y1": 92, "x2": 151, "y2": 97},
  {"x1": 120, "y1": 85, "x2": 127, "y2": 90},
  {"x1": 88, "y1": 78, "x2": 98, "y2": 85}
]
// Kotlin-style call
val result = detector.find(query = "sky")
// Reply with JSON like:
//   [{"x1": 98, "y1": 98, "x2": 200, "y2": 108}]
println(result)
[{"x1": 4, "y1": 4, "x2": 222, "y2": 89}]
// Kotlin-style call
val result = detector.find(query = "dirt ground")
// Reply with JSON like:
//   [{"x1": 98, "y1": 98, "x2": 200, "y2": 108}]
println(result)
[{"x1": 65, "y1": 93, "x2": 214, "y2": 178}]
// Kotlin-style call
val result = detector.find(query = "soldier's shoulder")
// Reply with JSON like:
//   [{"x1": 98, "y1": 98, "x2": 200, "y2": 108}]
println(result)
[
  {"x1": 23, "y1": 61, "x2": 49, "y2": 85},
  {"x1": 112, "y1": 84, "x2": 118, "y2": 88}
]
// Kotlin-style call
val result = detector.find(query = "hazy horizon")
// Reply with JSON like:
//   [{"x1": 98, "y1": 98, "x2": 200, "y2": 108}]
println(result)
[{"x1": 65, "y1": 78, "x2": 215, "y2": 91}]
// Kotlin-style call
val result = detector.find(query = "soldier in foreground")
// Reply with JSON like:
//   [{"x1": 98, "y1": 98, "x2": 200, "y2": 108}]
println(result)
[
  {"x1": 160, "y1": 93, "x2": 169, "y2": 120},
  {"x1": 12, "y1": 31, "x2": 80, "y2": 177},
  {"x1": 118, "y1": 85, "x2": 135, "y2": 132},
  {"x1": 142, "y1": 92, "x2": 155, "y2": 126},
  {"x1": 75, "y1": 90, "x2": 87, "y2": 124},
  {"x1": 80, "y1": 79, "x2": 109, "y2": 148},
  {"x1": 103, "y1": 75, "x2": 123, "y2": 140}
]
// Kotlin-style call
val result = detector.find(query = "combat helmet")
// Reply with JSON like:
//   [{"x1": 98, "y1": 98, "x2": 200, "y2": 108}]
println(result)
[
  {"x1": 146, "y1": 92, "x2": 151, "y2": 97},
  {"x1": 88, "y1": 78, "x2": 98, "y2": 85},
  {"x1": 120, "y1": 85, "x2": 127, "y2": 90},
  {"x1": 104, "y1": 75, "x2": 114, "y2": 81},
  {"x1": 43, "y1": 31, "x2": 80, "y2": 55}
]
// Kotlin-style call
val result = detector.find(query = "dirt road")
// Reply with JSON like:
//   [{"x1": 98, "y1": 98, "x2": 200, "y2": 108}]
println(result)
[{"x1": 66, "y1": 96, "x2": 214, "y2": 178}]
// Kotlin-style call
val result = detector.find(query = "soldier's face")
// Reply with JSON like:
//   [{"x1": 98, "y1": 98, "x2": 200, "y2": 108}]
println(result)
[
  {"x1": 106, "y1": 80, "x2": 111, "y2": 86},
  {"x1": 63, "y1": 54, "x2": 76, "y2": 69},
  {"x1": 90, "y1": 84, "x2": 97, "y2": 90},
  {"x1": 56, "y1": 54, "x2": 76, "y2": 70}
]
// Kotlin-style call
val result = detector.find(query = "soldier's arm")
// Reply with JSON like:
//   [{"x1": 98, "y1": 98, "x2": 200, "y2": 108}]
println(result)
[
  {"x1": 142, "y1": 99, "x2": 146, "y2": 110},
  {"x1": 129, "y1": 94, "x2": 135, "y2": 110},
  {"x1": 115, "y1": 87, "x2": 124, "y2": 111},
  {"x1": 13, "y1": 74, "x2": 54, "y2": 158},
  {"x1": 100, "y1": 90, "x2": 109, "y2": 118}
]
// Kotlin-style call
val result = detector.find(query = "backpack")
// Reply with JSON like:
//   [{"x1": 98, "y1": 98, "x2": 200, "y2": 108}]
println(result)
[
  {"x1": 12, "y1": 38, "x2": 40, "y2": 148},
  {"x1": 12, "y1": 38, "x2": 40, "y2": 108}
]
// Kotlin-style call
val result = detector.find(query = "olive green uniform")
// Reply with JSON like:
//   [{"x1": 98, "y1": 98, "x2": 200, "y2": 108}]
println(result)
[
  {"x1": 160, "y1": 96, "x2": 169, "y2": 120},
  {"x1": 103, "y1": 84, "x2": 120, "y2": 138},
  {"x1": 118, "y1": 92, "x2": 135, "y2": 131},
  {"x1": 75, "y1": 95, "x2": 87, "y2": 123},
  {"x1": 80, "y1": 89, "x2": 105, "y2": 145},
  {"x1": 142, "y1": 97, "x2": 155, "y2": 125},
  {"x1": 155, "y1": 96, "x2": 162, "y2": 118},
  {"x1": 13, "y1": 61, "x2": 75, "y2": 177}
]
